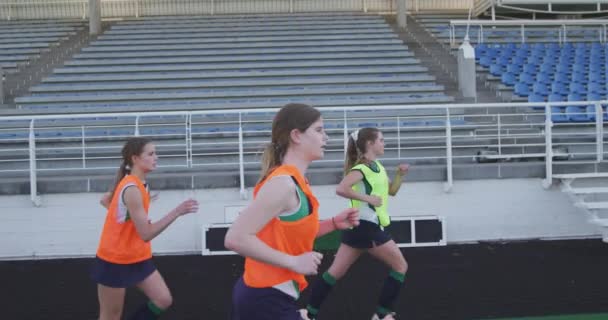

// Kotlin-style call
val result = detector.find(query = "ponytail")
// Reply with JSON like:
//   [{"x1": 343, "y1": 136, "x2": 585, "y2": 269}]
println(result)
[
  {"x1": 344, "y1": 127, "x2": 380, "y2": 175},
  {"x1": 109, "y1": 162, "x2": 131, "y2": 199},
  {"x1": 259, "y1": 142, "x2": 286, "y2": 183}
]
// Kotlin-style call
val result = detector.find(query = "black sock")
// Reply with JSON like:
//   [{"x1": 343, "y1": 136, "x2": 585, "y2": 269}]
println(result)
[
  {"x1": 376, "y1": 270, "x2": 406, "y2": 317},
  {"x1": 305, "y1": 271, "x2": 337, "y2": 319},
  {"x1": 129, "y1": 301, "x2": 164, "y2": 320}
]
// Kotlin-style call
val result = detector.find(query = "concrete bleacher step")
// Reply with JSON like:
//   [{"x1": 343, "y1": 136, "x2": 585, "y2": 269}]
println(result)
[
  {"x1": 554, "y1": 173, "x2": 608, "y2": 180},
  {"x1": 0, "y1": 43, "x2": 51, "y2": 49},
  {"x1": 81, "y1": 39, "x2": 403, "y2": 52},
  {"x1": 42, "y1": 67, "x2": 435, "y2": 83},
  {"x1": 64, "y1": 53, "x2": 418, "y2": 66},
  {"x1": 577, "y1": 202, "x2": 608, "y2": 210},
  {"x1": 92, "y1": 34, "x2": 398, "y2": 46},
  {"x1": 75, "y1": 44, "x2": 410, "y2": 58},
  {"x1": 567, "y1": 187, "x2": 608, "y2": 194},
  {"x1": 111, "y1": 19, "x2": 385, "y2": 29},
  {"x1": 0, "y1": 32, "x2": 75, "y2": 39},
  {"x1": 1, "y1": 48, "x2": 42, "y2": 55},
  {"x1": 97, "y1": 28, "x2": 394, "y2": 40},
  {"x1": 53, "y1": 59, "x2": 427, "y2": 74},
  {"x1": 0, "y1": 56, "x2": 32, "y2": 62},
  {"x1": 32, "y1": 75, "x2": 435, "y2": 92},
  {"x1": 0, "y1": 37, "x2": 68, "y2": 45},
  {"x1": 107, "y1": 21, "x2": 387, "y2": 32}
]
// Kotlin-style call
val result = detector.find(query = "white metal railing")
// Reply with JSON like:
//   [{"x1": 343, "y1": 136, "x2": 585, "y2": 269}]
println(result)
[
  {"x1": 0, "y1": 0, "x2": 477, "y2": 20},
  {"x1": 449, "y1": 19, "x2": 608, "y2": 46},
  {"x1": 497, "y1": 0, "x2": 608, "y2": 15},
  {"x1": 1, "y1": 101, "x2": 607, "y2": 206}
]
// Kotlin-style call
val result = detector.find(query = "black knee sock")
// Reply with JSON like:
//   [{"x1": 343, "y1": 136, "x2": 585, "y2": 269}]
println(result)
[
  {"x1": 305, "y1": 272, "x2": 337, "y2": 319},
  {"x1": 376, "y1": 270, "x2": 406, "y2": 317},
  {"x1": 129, "y1": 301, "x2": 164, "y2": 320}
]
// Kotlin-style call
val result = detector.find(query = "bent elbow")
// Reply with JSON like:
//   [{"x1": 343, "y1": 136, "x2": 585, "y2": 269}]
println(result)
[
  {"x1": 224, "y1": 231, "x2": 239, "y2": 252},
  {"x1": 336, "y1": 186, "x2": 347, "y2": 198}
]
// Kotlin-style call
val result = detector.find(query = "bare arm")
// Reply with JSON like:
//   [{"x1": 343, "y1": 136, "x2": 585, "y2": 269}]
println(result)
[
  {"x1": 124, "y1": 187, "x2": 198, "y2": 242},
  {"x1": 388, "y1": 164, "x2": 409, "y2": 196},
  {"x1": 224, "y1": 176, "x2": 322, "y2": 275},
  {"x1": 100, "y1": 192, "x2": 111, "y2": 209},
  {"x1": 224, "y1": 177, "x2": 295, "y2": 269},
  {"x1": 317, "y1": 219, "x2": 337, "y2": 238},
  {"x1": 336, "y1": 170, "x2": 378, "y2": 205}
]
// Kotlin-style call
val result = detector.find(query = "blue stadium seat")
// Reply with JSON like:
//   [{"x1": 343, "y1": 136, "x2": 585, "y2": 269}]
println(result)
[
  {"x1": 551, "y1": 106, "x2": 568, "y2": 123},
  {"x1": 532, "y1": 82, "x2": 549, "y2": 96},
  {"x1": 514, "y1": 82, "x2": 530, "y2": 97},
  {"x1": 501, "y1": 72, "x2": 516, "y2": 86},
  {"x1": 566, "y1": 106, "x2": 589, "y2": 122}
]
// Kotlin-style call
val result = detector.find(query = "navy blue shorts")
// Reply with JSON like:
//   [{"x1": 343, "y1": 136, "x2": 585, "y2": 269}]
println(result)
[
  {"x1": 231, "y1": 276, "x2": 301, "y2": 320},
  {"x1": 341, "y1": 220, "x2": 393, "y2": 249},
  {"x1": 90, "y1": 256, "x2": 156, "y2": 288}
]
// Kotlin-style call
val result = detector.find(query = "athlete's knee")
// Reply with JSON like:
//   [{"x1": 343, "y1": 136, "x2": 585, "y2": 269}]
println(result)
[
  {"x1": 99, "y1": 307, "x2": 122, "y2": 320},
  {"x1": 152, "y1": 290, "x2": 173, "y2": 310},
  {"x1": 395, "y1": 257, "x2": 408, "y2": 274}
]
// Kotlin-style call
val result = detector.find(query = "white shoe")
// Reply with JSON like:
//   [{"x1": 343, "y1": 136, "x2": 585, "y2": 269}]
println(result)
[
  {"x1": 299, "y1": 309, "x2": 312, "y2": 320},
  {"x1": 372, "y1": 312, "x2": 396, "y2": 320}
]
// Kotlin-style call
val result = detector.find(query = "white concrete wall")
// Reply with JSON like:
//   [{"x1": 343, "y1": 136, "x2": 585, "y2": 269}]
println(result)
[{"x1": 0, "y1": 178, "x2": 600, "y2": 260}]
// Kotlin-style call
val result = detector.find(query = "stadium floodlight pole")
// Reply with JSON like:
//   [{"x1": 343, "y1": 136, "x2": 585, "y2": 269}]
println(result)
[
  {"x1": 89, "y1": 0, "x2": 101, "y2": 35},
  {"x1": 396, "y1": 0, "x2": 407, "y2": 29}
]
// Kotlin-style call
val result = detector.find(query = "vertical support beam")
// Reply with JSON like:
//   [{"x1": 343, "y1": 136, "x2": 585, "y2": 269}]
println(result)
[
  {"x1": 543, "y1": 104, "x2": 553, "y2": 189},
  {"x1": 595, "y1": 102, "x2": 604, "y2": 162},
  {"x1": 396, "y1": 0, "x2": 407, "y2": 30},
  {"x1": 343, "y1": 110, "x2": 349, "y2": 156},
  {"x1": 238, "y1": 113, "x2": 246, "y2": 199},
  {"x1": 186, "y1": 114, "x2": 192, "y2": 168},
  {"x1": 134, "y1": 115, "x2": 140, "y2": 136},
  {"x1": 444, "y1": 109, "x2": 453, "y2": 193},
  {"x1": 89, "y1": 0, "x2": 101, "y2": 36},
  {"x1": 0, "y1": 66, "x2": 4, "y2": 105},
  {"x1": 29, "y1": 120, "x2": 40, "y2": 207}
]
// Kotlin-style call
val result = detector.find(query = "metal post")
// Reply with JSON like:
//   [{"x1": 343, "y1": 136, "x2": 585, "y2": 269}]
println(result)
[
  {"x1": 343, "y1": 110, "x2": 349, "y2": 156},
  {"x1": 444, "y1": 109, "x2": 453, "y2": 193},
  {"x1": 595, "y1": 102, "x2": 604, "y2": 162},
  {"x1": 81, "y1": 126, "x2": 86, "y2": 168},
  {"x1": 29, "y1": 120, "x2": 41, "y2": 206},
  {"x1": 397, "y1": 116, "x2": 401, "y2": 159},
  {"x1": 238, "y1": 114, "x2": 246, "y2": 199},
  {"x1": 542, "y1": 104, "x2": 553, "y2": 189},
  {"x1": 186, "y1": 114, "x2": 192, "y2": 168},
  {"x1": 497, "y1": 114, "x2": 502, "y2": 155},
  {"x1": 134, "y1": 115, "x2": 140, "y2": 136},
  {"x1": 0, "y1": 66, "x2": 4, "y2": 105}
]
